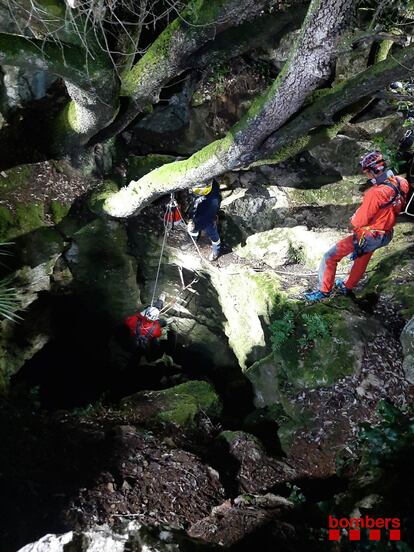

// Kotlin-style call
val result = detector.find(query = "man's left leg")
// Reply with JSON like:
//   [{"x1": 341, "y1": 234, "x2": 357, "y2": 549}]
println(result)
[
  {"x1": 305, "y1": 235, "x2": 354, "y2": 301},
  {"x1": 343, "y1": 251, "x2": 373, "y2": 289},
  {"x1": 205, "y1": 220, "x2": 221, "y2": 261}
]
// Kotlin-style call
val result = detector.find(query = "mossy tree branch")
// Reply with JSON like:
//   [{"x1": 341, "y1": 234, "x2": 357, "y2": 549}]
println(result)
[
  {"x1": 0, "y1": 33, "x2": 105, "y2": 88},
  {"x1": 102, "y1": 0, "x2": 354, "y2": 217},
  {"x1": 249, "y1": 35, "x2": 399, "y2": 167},
  {"x1": 257, "y1": 42, "x2": 414, "y2": 161}
]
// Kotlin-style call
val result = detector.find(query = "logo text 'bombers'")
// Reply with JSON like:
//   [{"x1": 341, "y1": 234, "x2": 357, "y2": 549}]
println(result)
[{"x1": 328, "y1": 516, "x2": 401, "y2": 541}]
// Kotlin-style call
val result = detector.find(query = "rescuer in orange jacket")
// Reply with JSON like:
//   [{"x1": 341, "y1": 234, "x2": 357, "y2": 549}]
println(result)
[{"x1": 305, "y1": 151, "x2": 410, "y2": 302}]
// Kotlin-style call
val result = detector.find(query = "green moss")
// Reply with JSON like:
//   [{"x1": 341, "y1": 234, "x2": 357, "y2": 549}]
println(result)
[
  {"x1": 15, "y1": 204, "x2": 45, "y2": 235},
  {"x1": 376, "y1": 38, "x2": 394, "y2": 63},
  {"x1": 53, "y1": 102, "x2": 79, "y2": 143},
  {"x1": 0, "y1": 165, "x2": 32, "y2": 192},
  {"x1": 0, "y1": 203, "x2": 46, "y2": 242},
  {"x1": 247, "y1": 300, "x2": 369, "y2": 408},
  {"x1": 156, "y1": 381, "x2": 222, "y2": 426},
  {"x1": 121, "y1": 20, "x2": 180, "y2": 96},
  {"x1": 50, "y1": 201, "x2": 71, "y2": 224},
  {"x1": 127, "y1": 154, "x2": 176, "y2": 181},
  {"x1": 363, "y1": 240, "x2": 414, "y2": 318},
  {"x1": 88, "y1": 180, "x2": 120, "y2": 215},
  {"x1": 38, "y1": 0, "x2": 64, "y2": 17},
  {"x1": 122, "y1": 0, "x2": 232, "y2": 95},
  {"x1": 289, "y1": 176, "x2": 362, "y2": 207},
  {"x1": 0, "y1": 206, "x2": 14, "y2": 242}
]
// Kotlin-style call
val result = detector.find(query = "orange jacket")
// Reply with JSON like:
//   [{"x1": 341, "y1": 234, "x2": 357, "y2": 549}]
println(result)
[{"x1": 351, "y1": 175, "x2": 409, "y2": 234}]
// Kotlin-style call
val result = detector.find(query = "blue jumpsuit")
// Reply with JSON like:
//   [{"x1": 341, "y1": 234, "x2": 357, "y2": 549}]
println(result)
[{"x1": 188, "y1": 181, "x2": 221, "y2": 254}]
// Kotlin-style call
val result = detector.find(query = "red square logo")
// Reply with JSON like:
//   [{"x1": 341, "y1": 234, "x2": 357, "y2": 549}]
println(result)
[
  {"x1": 329, "y1": 529, "x2": 340, "y2": 541},
  {"x1": 349, "y1": 530, "x2": 361, "y2": 541},
  {"x1": 370, "y1": 529, "x2": 381, "y2": 541},
  {"x1": 390, "y1": 530, "x2": 401, "y2": 541}
]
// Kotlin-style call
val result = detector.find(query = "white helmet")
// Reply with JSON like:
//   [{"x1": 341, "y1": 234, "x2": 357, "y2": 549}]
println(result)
[{"x1": 143, "y1": 306, "x2": 160, "y2": 321}]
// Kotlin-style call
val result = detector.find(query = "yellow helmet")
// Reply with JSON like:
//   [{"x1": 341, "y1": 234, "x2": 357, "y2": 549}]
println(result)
[{"x1": 192, "y1": 182, "x2": 212, "y2": 196}]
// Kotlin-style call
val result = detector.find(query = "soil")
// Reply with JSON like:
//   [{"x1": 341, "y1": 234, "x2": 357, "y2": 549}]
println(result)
[{"x1": 1, "y1": 161, "x2": 96, "y2": 214}]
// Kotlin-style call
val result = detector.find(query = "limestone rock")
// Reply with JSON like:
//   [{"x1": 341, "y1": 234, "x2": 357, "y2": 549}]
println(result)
[
  {"x1": 308, "y1": 135, "x2": 371, "y2": 176},
  {"x1": 221, "y1": 185, "x2": 290, "y2": 233},
  {"x1": 121, "y1": 380, "x2": 223, "y2": 428},
  {"x1": 235, "y1": 226, "x2": 346, "y2": 270},
  {"x1": 18, "y1": 522, "x2": 197, "y2": 552},
  {"x1": 246, "y1": 305, "x2": 380, "y2": 408},
  {"x1": 1, "y1": 65, "x2": 57, "y2": 114},
  {"x1": 217, "y1": 431, "x2": 296, "y2": 493},
  {"x1": 65, "y1": 219, "x2": 139, "y2": 322}
]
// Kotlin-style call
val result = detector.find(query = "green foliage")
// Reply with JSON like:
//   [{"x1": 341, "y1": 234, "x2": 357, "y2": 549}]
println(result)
[
  {"x1": 206, "y1": 60, "x2": 231, "y2": 95},
  {"x1": 0, "y1": 243, "x2": 21, "y2": 322},
  {"x1": 359, "y1": 400, "x2": 414, "y2": 467},
  {"x1": 286, "y1": 483, "x2": 306, "y2": 505},
  {"x1": 270, "y1": 310, "x2": 331, "y2": 353},
  {"x1": 270, "y1": 311, "x2": 295, "y2": 352},
  {"x1": 372, "y1": 135, "x2": 404, "y2": 174},
  {"x1": 298, "y1": 313, "x2": 331, "y2": 348}
]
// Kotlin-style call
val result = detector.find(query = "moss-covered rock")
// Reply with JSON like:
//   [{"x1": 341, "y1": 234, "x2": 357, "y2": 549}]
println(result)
[
  {"x1": 235, "y1": 226, "x2": 346, "y2": 270},
  {"x1": 87, "y1": 179, "x2": 120, "y2": 215},
  {"x1": 210, "y1": 267, "x2": 281, "y2": 369},
  {"x1": 122, "y1": 380, "x2": 222, "y2": 427},
  {"x1": 308, "y1": 135, "x2": 371, "y2": 176},
  {"x1": 288, "y1": 175, "x2": 363, "y2": 208},
  {"x1": 246, "y1": 301, "x2": 379, "y2": 408},
  {"x1": 50, "y1": 200, "x2": 71, "y2": 224}
]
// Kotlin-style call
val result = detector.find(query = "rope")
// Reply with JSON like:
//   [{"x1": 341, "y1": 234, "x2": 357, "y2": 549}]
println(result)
[
  {"x1": 150, "y1": 201, "x2": 173, "y2": 306},
  {"x1": 152, "y1": 193, "x2": 223, "y2": 306},
  {"x1": 176, "y1": 204, "x2": 219, "y2": 271},
  {"x1": 159, "y1": 275, "x2": 200, "y2": 316}
]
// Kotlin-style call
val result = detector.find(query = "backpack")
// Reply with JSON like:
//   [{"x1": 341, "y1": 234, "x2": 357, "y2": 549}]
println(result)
[
  {"x1": 379, "y1": 177, "x2": 406, "y2": 212},
  {"x1": 135, "y1": 318, "x2": 156, "y2": 349}
]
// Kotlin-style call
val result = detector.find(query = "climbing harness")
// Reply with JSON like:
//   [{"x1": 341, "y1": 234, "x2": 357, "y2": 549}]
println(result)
[
  {"x1": 150, "y1": 193, "x2": 214, "y2": 307},
  {"x1": 164, "y1": 193, "x2": 183, "y2": 230},
  {"x1": 135, "y1": 317, "x2": 157, "y2": 348}
]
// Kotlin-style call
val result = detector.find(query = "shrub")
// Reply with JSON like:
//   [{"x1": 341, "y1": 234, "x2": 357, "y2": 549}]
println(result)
[
  {"x1": 298, "y1": 312, "x2": 331, "y2": 348},
  {"x1": 270, "y1": 310, "x2": 295, "y2": 352}
]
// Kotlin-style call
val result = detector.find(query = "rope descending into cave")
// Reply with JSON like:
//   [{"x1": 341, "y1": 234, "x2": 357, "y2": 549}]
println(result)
[{"x1": 151, "y1": 193, "x2": 211, "y2": 307}]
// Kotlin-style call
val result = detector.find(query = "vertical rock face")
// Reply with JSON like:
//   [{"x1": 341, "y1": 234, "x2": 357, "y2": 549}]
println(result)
[
  {"x1": 0, "y1": 65, "x2": 57, "y2": 114},
  {"x1": 401, "y1": 316, "x2": 414, "y2": 383},
  {"x1": 65, "y1": 218, "x2": 140, "y2": 323}
]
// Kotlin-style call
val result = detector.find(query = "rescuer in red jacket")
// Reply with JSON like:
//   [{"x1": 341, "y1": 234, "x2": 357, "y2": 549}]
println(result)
[
  {"x1": 124, "y1": 292, "x2": 167, "y2": 349},
  {"x1": 305, "y1": 151, "x2": 410, "y2": 302}
]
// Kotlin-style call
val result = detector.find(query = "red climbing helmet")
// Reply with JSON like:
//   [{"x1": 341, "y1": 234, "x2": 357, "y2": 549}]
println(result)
[{"x1": 359, "y1": 150, "x2": 386, "y2": 173}]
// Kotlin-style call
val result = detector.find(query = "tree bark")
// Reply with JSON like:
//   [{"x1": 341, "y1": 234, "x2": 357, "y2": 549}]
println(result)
[
  {"x1": 102, "y1": 0, "x2": 354, "y2": 217},
  {"x1": 257, "y1": 42, "x2": 414, "y2": 160}
]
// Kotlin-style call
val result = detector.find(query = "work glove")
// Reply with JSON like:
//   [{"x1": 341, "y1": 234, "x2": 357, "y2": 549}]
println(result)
[{"x1": 187, "y1": 220, "x2": 195, "y2": 233}]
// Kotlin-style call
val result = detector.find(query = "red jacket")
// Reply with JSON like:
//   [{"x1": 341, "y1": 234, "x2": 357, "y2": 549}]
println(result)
[
  {"x1": 125, "y1": 312, "x2": 162, "y2": 340},
  {"x1": 351, "y1": 175, "x2": 409, "y2": 234}
]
